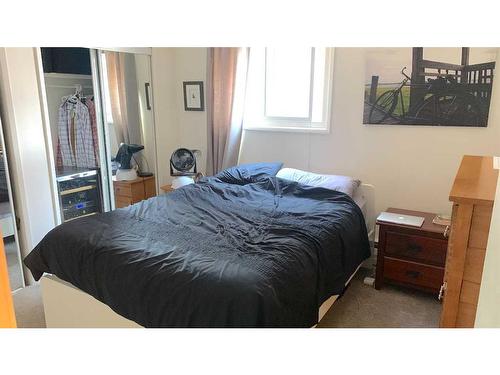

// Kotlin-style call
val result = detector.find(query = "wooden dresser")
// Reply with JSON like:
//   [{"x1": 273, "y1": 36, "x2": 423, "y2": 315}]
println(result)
[
  {"x1": 440, "y1": 155, "x2": 498, "y2": 328},
  {"x1": 113, "y1": 175, "x2": 156, "y2": 208},
  {"x1": 375, "y1": 208, "x2": 448, "y2": 294}
]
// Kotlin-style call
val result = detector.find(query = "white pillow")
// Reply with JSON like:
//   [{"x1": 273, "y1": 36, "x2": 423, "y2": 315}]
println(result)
[{"x1": 276, "y1": 168, "x2": 360, "y2": 197}]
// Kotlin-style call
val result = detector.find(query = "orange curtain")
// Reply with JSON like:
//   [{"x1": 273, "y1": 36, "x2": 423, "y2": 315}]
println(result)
[
  {"x1": 0, "y1": 232, "x2": 16, "y2": 328},
  {"x1": 104, "y1": 51, "x2": 130, "y2": 145}
]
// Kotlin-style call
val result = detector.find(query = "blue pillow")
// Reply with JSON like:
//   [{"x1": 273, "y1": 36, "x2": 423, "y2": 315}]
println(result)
[{"x1": 215, "y1": 162, "x2": 284, "y2": 185}]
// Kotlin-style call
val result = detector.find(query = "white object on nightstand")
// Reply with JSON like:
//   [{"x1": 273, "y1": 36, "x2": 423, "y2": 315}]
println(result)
[
  {"x1": 377, "y1": 212, "x2": 425, "y2": 227},
  {"x1": 171, "y1": 176, "x2": 194, "y2": 189}
]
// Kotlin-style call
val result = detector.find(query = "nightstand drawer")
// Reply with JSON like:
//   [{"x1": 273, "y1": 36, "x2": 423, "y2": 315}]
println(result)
[
  {"x1": 385, "y1": 231, "x2": 447, "y2": 266},
  {"x1": 384, "y1": 257, "x2": 444, "y2": 292}
]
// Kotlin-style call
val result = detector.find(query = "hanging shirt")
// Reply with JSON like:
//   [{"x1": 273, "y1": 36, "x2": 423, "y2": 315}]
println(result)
[
  {"x1": 84, "y1": 97, "x2": 100, "y2": 166},
  {"x1": 58, "y1": 98, "x2": 96, "y2": 169}
]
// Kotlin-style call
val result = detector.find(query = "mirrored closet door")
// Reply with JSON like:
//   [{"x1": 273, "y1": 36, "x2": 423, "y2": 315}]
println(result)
[
  {"x1": 97, "y1": 50, "x2": 158, "y2": 209},
  {"x1": 0, "y1": 113, "x2": 24, "y2": 291}
]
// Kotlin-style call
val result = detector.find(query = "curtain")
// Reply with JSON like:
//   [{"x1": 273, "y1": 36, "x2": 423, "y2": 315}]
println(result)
[
  {"x1": 206, "y1": 47, "x2": 249, "y2": 175},
  {"x1": 104, "y1": 51, "x2": 130, "y2": 146}
]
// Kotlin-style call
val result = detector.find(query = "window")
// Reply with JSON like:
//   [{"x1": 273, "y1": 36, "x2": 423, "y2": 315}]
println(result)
[{"x1": 244, "y1": 47, "x2": 334, "y2": 132}]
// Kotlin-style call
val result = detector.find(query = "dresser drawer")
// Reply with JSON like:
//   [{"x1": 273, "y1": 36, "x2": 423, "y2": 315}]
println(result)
[
  {"x1": 114, "y1": 184, "x2": 132, "y2": 197},
  {"x1": 385, "y1": 231, "x2": 447, "y2": 266},
  {"x1": 383, "y1": 257, "x2": 444, "y2": 292}
]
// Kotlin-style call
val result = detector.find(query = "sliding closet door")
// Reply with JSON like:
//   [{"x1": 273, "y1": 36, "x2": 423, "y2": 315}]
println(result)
[
  {"x1": 89, "y1": 50, "x2": 113, "y2": 212},
  {"x1": 37, "y1": 48, "x2": 157, "y2": 219},
  {"x1": 0, "y1": 113, "x2": 24, "y2": 291},
  {"x1": 96, "y1": 49, "x2": 158, "y2": 209}
]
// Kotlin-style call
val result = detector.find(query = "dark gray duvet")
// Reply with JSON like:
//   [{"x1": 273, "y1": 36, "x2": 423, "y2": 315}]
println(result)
[{"x1": 25, "y1": 176, "x2": 370, "y2": 327}]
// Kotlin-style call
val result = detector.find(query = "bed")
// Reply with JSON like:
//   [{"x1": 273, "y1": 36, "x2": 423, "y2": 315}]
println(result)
[{"x1": 25, "y1": 164, "x2": 372, "y2": 328}]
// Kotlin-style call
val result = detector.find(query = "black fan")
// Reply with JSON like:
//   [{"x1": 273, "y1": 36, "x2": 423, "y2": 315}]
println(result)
[{"x1": 170, "y1": 148, "x2": 197, "y2": 176}]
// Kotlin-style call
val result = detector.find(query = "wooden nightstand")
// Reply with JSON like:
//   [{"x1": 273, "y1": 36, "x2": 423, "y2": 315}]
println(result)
[
  {"x1": 113, "y1": 175, "x2": 156, "y2": 208},
  {"x1": 375, "y1": 208, "x2": 449, "y2": 295},
  {"x1": 160, "y1": 184, "x2": 175, "y2": 193}
]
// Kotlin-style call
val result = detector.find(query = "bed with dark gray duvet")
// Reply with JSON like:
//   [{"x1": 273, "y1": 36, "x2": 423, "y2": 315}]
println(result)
[{"x1": 25, "y1": 165, "x2": 370, "y2": 327}]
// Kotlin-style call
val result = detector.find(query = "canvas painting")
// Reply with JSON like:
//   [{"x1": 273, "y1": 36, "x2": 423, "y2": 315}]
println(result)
[{"x1": 363, "y1": 47, "x2": 497, "y2": 126}]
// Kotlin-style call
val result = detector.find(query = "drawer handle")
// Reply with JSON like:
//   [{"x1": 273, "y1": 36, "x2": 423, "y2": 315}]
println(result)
[
  {"x1": 407, "y1": 243, "x2": 422, "y2": 253},
  {"x1": 438, "y1": 282, "x2": 446, "y2": 301},
  {"x1": 405, "y1": 270, "x2": 420, "y2": 279},
  {"x1": 443, "y1": 225, "x2": 450, "y2": 238}
]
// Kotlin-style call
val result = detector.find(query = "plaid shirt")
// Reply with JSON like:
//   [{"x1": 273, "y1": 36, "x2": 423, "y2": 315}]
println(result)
[
  {"x1": 85, "y1": 98, "x2": 100, "y2": 165},
  {"x1": 57, "y1": 98, "x2": 96, "y2": 169}
]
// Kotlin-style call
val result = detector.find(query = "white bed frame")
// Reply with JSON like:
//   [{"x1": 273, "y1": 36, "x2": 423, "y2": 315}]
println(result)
[
  {"x1": 40, "y1": 184, "x2": 375, "y2": 328},
  {"x1": 41, "y1": 264, "x2": 362, "y2": 328}
]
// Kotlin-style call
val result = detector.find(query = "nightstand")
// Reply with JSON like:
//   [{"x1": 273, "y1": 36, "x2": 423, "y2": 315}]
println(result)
[{"x1": 375, "y1": 208, "x2": 449, "y2": 295}]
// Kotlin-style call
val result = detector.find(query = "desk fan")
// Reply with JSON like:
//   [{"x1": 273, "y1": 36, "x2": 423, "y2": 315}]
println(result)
[{"x1": 170, "y1": 148, "x2": 199, "y2": 189}]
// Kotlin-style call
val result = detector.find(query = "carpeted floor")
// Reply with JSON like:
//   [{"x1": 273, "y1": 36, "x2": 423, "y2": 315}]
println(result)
[
  {"x1": 12, "y1": 285, "x2": 46, "y2": 328},
  {"x1": 12, "y1": 268, "x2": 441, "y2": 328},
  {"x1": 317, "y1": 268, "x2": 441, "y2": 328},
  {"x1": 5, "y1": 237, "x2": 24, "y2": 291}
]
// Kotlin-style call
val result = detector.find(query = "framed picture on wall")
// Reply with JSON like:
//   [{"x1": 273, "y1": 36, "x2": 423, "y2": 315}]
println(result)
[
  {"x1": 363, "y1": 47, "x2": 496, "y2": 127},
  {"x1": 183, "y1": 81, "x2": 204, "y2": 111}
]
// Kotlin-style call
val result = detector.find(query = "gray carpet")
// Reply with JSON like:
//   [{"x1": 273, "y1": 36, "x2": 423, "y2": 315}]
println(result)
[
  {"x1": 12, "y1": 268, "x2": 440, "y2": 328},
  {"x1": 317, "y1": 268, "x2": 441, "y2": 328},
  {"x1": 12, "y1": 285, "x2": 46, "y2": 328},
  {"x1": 5, "y1": 237, "x2": 23, "y2": 291}
]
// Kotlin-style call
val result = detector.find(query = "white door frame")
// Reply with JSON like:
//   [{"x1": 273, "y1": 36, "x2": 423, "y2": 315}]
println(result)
[
  {"x1": 33, "y1": 48, "x2": 62, "y2": 225},
  {"x1": 91, "y1": 49, "x2": 114, "y2": 211}
]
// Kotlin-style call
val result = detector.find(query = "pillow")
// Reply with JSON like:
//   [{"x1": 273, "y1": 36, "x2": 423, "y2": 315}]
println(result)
[
  {"x1": 215, "y1": 162, "x2": 284, "y2": 185},
  {"x1": 276, "y1": 168, "x2": 361, "y2": 197}
]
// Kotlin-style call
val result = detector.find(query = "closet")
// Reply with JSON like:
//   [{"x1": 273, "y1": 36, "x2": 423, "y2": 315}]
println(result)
[
  {"x1": 40, "y1": 48, "x2": 157, "y2": 223},
  {"x1": 41, "y1": 48, "x2": 108, "y2": 222}
]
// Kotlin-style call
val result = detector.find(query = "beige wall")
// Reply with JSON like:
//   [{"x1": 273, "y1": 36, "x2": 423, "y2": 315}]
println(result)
[
  {"x1": 152, "y1": 47, "x2": 500, "y2": 215},
  {"x1": 151, "y1": 48, "x2": 207, "y2": 187},
  {"x1": 239, "y1": 48, "x2": 500, "y2": 217}
]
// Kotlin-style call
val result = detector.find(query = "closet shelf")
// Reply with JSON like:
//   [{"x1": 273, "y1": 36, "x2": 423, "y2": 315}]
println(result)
[
  {"x1": 44, "y1": 73, "x2": 93, "y2": 80},
  {"x1": 60, "y1": 185, "x2": 97, "y2": 196}
]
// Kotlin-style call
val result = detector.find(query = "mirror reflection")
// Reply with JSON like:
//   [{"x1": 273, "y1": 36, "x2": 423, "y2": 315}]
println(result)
[
  {"x1": 100, "y1": 51, "x2": 157, "y2": 209},
  {"x1": 0, "y1": 119, "x2": 23, "y2": 291}
]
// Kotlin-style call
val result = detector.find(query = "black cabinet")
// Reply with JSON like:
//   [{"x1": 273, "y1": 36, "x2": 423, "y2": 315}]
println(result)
[{"x1": 56, "y1": 168, "x2": 103, "y2": 222}]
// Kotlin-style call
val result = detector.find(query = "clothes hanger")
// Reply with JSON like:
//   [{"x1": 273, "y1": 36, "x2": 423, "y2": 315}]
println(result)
[{"x1": 61, "y1": 84, "x2": 84, "y2": 104}]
